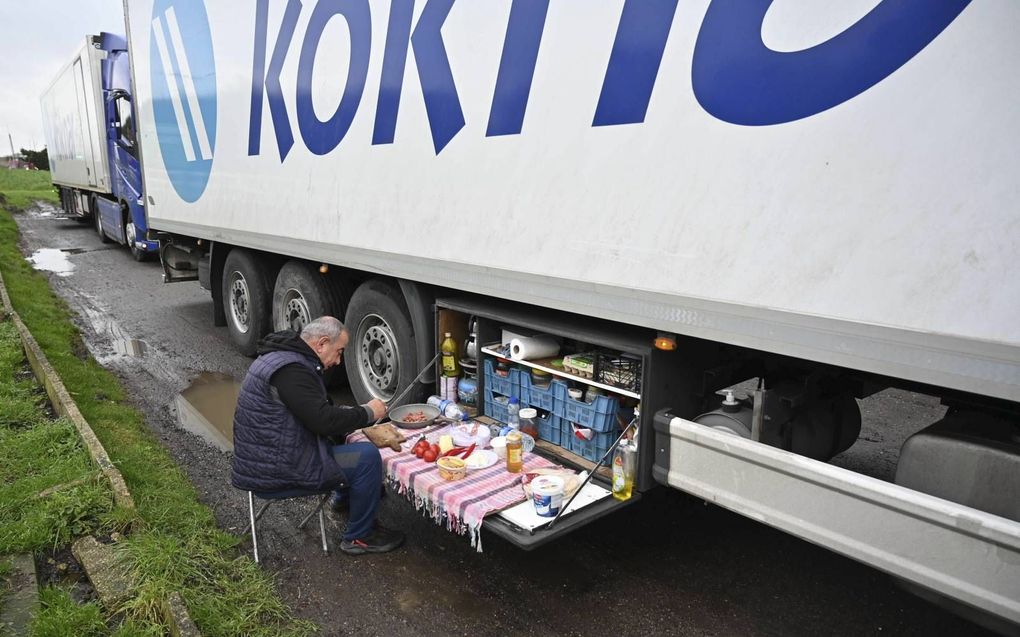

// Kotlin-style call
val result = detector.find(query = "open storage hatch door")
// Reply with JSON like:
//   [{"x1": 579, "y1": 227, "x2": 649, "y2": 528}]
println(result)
[
  {"x1": 484, "y1": 477, "x2": 641, "y2": 550},
  {"x1": 435, "y1": 296, "x2": 676, "y2": 550}
]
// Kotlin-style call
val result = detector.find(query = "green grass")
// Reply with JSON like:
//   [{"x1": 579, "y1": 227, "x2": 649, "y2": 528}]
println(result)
[
  {"x1": 0, "y1": 186, "x2": 314, "y2": 634},
  {"x1": 0, "y1": 170, "x2": 59, "y2": 210},
  {"x1": 0, "y1": 321, "x2": 117, "y2": 554}
]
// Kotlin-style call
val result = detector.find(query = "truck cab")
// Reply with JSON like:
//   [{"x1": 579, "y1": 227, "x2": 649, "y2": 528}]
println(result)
[{"x1": 94, "y1": 32, "x2": 157, "y2": 261}]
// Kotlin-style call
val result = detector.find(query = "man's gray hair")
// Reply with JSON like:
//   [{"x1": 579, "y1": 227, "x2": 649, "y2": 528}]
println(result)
[{"x1": 301, "y1": 316, "x2": 347, "y2": 342}]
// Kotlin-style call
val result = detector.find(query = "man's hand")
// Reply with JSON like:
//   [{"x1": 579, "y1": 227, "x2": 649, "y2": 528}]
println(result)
[{"x1": 366, "y1": 398, "x2": 387, "y2": 422}]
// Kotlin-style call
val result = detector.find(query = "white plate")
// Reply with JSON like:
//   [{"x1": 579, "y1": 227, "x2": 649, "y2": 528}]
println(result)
[{"x1": 462, "y1": 449, "x2": 499, "y2": 470}]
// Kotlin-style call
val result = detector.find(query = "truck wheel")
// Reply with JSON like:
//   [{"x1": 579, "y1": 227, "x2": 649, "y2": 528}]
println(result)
[
  {"x1": 222, "y1": 249, "x2": 273, "y2": 357},
  {"x1": 272, "y1": 261, "x2": 350, "y2": 333},
  {"x1": 272, "y1": 261, "x2": 354, "y2": 387},
  {"x1": 344, "y1": 279, "x2": 422, "y2": 404},
  {"x1": 124, "y1": 218, "x2": 148, "y2": 262},
  {"x1": 94, "y1": 199, "x2": 111, "y2": 244}
]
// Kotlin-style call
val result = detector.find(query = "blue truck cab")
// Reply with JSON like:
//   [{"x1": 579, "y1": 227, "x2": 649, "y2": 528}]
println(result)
[{"x1": 94, "y1": 32, "x2": 158, "y2": 260}]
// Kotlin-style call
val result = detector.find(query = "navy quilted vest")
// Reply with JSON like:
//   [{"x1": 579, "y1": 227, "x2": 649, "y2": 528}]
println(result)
[{"x1": 230, "y1": 350, "x2": 347, "y2": 492}]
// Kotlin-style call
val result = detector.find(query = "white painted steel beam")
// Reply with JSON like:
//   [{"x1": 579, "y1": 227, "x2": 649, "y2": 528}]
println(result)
[{"x1": 663, "y1": 418, "x2": 1020, "y2": 626}]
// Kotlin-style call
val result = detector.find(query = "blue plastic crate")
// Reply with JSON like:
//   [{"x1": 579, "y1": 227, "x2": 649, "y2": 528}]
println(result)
[
  {"x1": 553, "y1": 383, "x2": 619, "y2": 432},
  {"x1": 482, "y1": 358, "x2": 520, "y2": 399},
  {"x1": 536, "y1": 412, "x2": 562, "y2": 446},
  {"x1": 567, "y1": 425, "x2": 616, "y2": 465},
  {"x1": 483, "y1": 389, "x2": 512, "y2": 424},
  {"x1": 520, "y1": 373, "x2": 562, "y2": 412}
]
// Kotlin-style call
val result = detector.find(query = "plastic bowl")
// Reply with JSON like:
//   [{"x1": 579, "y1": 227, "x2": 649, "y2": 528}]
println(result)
[
  {"x1": 437, "y1": 456, "x2": 467, "y2": 481},
  {"x1": 490, "y1": 433, "x2": 534, "y2": 457},
  {"x1": 490, "y1": 436, "x2": 507, "y2": 459}
]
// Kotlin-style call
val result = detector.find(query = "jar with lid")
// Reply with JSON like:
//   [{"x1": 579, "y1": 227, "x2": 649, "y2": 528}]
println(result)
[
  {"x1": 518, "y1": 407, "x2": 539, "y2": 438},
  {"x1": 530, "y1": 368, "x2": 551, "y2": 389},
  {"x1": 506, "y1": 431, "x2": 523, "y2": 473}
]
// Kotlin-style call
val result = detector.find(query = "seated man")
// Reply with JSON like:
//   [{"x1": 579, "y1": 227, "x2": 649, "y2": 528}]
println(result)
[{"x1": 231, "y1": 316, "x2": 404, "y2": 555}]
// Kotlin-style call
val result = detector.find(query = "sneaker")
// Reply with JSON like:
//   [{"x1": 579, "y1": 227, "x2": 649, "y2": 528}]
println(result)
[{"x1": 339, "y1": 525, "x2": 405, "y2": 555}]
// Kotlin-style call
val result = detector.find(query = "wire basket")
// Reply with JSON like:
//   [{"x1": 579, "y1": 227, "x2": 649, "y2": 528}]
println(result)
[{"x1": 596, "y1": 352, "x2": 641, "y2": 393}]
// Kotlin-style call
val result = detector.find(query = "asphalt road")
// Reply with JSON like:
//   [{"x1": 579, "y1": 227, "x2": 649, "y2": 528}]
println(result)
[{"x1": 13, "y1": 204, "x2": 997, "y2": 637}]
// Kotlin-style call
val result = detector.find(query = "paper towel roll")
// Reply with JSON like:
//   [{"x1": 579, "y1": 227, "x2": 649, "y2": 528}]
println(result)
[{"x1": 509, "y1": 335, "x2": 559, "y2": 360}]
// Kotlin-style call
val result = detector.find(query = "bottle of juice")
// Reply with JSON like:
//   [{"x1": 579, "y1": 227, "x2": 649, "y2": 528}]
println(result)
[
  {"x1": 611, "y1": 440, "x2": 636, "y2": 501},
  {"x1": 506, "y1": 431, "x2": 523, "y2": 473},
  {"x1": 441, "y1": 332, "x2": 460, "y2": 377}
]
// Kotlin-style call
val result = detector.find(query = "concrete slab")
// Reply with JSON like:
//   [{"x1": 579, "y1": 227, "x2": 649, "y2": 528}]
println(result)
[{"x1": 0, "y1": 554, "x2": 39, "y2": 637}]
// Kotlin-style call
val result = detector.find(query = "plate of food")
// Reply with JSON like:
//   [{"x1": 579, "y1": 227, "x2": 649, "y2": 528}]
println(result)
[{"x1": 462, "y1": 449, "x2": 499, "y2": 471}]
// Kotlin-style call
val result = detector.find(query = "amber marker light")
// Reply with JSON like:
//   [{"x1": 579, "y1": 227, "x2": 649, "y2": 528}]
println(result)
[
  {"x1": 654, "y1": 333, "x2": 677, "y2": 351},
  {"x1": 319, "y1": 264, "x2": 329, "y2": 274}
]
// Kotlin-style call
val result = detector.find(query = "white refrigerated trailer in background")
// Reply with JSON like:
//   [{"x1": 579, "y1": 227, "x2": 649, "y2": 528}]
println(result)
[
  {"x1": 40, "y1": 37, "x2": 112, "y2": 216},
  {"x1": 124, "y1": 1, "x2": 1019, "y2": 631}
]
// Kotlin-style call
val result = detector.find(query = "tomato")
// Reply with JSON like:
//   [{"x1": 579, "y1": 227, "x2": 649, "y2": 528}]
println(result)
[
  {"x1": 429, "y1": 443, "x2": 440, "y2": 456},
  {"x1": 423, "y1": 449, "x2": 438, "y2": 463},
  {"x1": 415, "y1": 446, "x2": 426, "y2": 459}
]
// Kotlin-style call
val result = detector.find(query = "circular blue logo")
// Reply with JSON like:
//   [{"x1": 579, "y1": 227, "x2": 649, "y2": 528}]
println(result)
[{"x1": 150, "y1": 0, "x2": 216, "y2": 203}]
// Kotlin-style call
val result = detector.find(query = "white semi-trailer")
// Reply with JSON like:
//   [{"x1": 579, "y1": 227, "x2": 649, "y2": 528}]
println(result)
[{"x1": 124, "y1": 1, "x2": 1019, "y2": 630}]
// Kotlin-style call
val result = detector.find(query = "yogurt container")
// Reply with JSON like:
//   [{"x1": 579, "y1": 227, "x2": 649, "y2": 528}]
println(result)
[{"x1": 531, "y1": 476, "x2": 565, "y2": 517}]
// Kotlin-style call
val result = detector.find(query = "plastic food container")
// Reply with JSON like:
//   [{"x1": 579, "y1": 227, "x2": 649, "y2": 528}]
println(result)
[
  {"x1": 532, "y1": 475, "x2": 565, "y2": 517},
  {"x1": 452, "y1": 422, "x2": 491, "y2": 448},
  {"x1": 437, "y1": 456, "x2": 467, "y2": 481},
  {"x1": 567, "y1": 388, "x2": 583, "y2": 401}
]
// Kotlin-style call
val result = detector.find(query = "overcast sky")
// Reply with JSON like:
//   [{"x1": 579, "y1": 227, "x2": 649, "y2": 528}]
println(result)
[{"x1": 1, "y1": 1, "x2": 125, "y2": 152}]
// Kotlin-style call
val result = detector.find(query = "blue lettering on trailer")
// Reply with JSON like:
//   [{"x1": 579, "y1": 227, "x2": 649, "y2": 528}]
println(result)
[
  {"x1": 150, "y1": 0, "x2": 217, "y2": 202},
  {"x1": 692, "y1": 0, "x2": 972, "y2": 126},
  {"x1": 297, "y1": 0, "x2": 372, "y2": 155},
  {"x1": 486, "y1": 0, "x2": 550, "y2": 137},
  {"x1": 248, "y1": 0, "x2": 301, "y2": 161},
  {"x1": 245, "y1": 0, "x2": 971, "y2": 160}
]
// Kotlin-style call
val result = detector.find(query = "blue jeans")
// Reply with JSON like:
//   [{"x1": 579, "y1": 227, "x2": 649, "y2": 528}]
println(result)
[{"x1": 330, "y1": 442, "x2": 382, "y2": 541}]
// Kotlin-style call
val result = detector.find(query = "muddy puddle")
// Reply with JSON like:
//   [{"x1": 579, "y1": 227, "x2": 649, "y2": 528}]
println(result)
[
  {"x1": 27, "y1": 248, "x2": 75, "y2": 276},
  {"x1": 176, "y1": 372, "x2": 240, "y2": 452},
  {"x1": 112, "y1": 336, "x2": 147, "y2": 358}
]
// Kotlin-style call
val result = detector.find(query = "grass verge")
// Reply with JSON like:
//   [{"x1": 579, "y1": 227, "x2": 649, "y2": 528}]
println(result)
[
  {"x1": 0, "y1": 190, "x2": 313, "y2": 634},
  {"x1": 0, "y1": 170, "x2": 58, "y2": 211}
]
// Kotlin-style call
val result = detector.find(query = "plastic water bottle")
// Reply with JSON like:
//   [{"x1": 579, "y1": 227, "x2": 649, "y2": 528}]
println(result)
[{"x1": 507, "y1": 396, "x2": 520, "y2": 430}]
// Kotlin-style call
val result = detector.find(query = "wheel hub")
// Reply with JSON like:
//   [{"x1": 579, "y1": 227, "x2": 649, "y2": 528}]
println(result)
[
  {"x1": 283, "y1": 289, "x2": 311, "y2": 332},
  {"x1": 357, "y1": 315, "x2": 398, "y2": 400},
  {"x1": 229, "y1": 273, "x2": 251, "y2": 334}
]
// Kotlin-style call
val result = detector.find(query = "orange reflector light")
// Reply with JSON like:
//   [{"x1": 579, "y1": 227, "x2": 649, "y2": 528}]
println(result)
[
  {"x1": 655, "y1": 334, "x2": 677, "y2": 351},
  {"x1": 319, "y1": 264, "x2": 329, "y2": 274}
]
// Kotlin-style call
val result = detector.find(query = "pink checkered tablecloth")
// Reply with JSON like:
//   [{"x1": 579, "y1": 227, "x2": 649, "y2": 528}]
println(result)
[{"x1": 347, "y1": 423, "x2": 558, "y2": 551}]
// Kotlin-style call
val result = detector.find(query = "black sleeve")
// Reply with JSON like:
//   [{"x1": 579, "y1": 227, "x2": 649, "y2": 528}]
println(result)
[{"x1": 270, "y1": 363, "x2": 373, "y2": 438}]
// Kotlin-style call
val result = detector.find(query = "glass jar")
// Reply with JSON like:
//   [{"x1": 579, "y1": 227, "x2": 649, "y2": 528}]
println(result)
[
  {"x1": 518, "y1": 407, "x2": 539, "y2": 438},
  {"x1": 530, "y1": 368, "x2": 551, "y2": 389},
  {"x1": 506, "y1": 431, "x2": 523, "y2": 473}
]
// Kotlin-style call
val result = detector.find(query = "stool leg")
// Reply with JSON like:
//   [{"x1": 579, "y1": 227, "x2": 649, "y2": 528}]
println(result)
[
  {"x1": 248, "y1": 491, "x2": 260, "y2": 564},
  {"x1": 298, "y1": 494, "x2": 329, "y2": 529},
  {"x1": 318, "y1": 505, "x2": 328, "y2": 554}
]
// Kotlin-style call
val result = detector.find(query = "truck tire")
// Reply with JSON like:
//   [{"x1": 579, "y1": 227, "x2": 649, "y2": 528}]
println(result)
[
  {"x1": 124, "y1": 214, "x2": 148, "y2": 262},
  {"x1": 272, "y1": 261, "x2": 350, "y2": 332},
  {"x1": 344, "y1": 279, "x2": 423, "y2": 405},
  {"x1": 94, "y1": 197, "x2": 111, "y2": 244},
  {"x1": 222, "y1": 249, "x2": 273, "y2": 357},
  {"x1": 272, "y1": 261, "x2": 353, "y2": 388}
]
